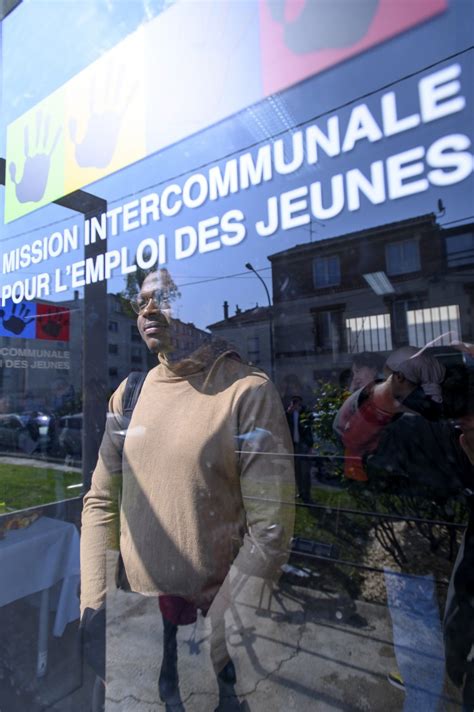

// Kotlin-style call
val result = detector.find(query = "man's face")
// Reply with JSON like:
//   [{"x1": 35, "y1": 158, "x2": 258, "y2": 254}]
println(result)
[
  {"x1": 389, "y1": 372, "x2": 418, "y2": 403},
  {"x1": 136, "y1": 272, "x2": 174, "y2": 354},
  {"x1": 350, "y1": 365, "x2": 377, "y2": 392}
]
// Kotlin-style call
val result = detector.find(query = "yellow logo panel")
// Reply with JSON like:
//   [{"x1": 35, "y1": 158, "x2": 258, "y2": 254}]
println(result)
[{"x1": 5, "y1": 27, "x2": 146, "y2": 223}]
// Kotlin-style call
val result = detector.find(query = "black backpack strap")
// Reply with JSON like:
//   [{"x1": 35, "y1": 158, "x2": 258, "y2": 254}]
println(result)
[
  {"x1": 116, "y1": 370, "x2": 147, "y2": 592},
  {"x1": 122, "y1": 371, "x2": 147, "y2": 419}
]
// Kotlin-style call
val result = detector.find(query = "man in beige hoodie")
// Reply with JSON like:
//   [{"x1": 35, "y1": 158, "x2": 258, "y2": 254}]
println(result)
[{"x1": 80, "y1": 269, "x2": 295, "y2": 708}]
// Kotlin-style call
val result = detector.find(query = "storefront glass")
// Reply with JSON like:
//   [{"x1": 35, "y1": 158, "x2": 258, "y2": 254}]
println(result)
[{"x1": 1, "y1": 1, "x2": 473, "y2": 709}]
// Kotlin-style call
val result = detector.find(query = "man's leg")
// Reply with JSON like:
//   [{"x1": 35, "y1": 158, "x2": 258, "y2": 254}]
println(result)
[
  {"x1": 463, "y1": 662, "x2": 474, "y2": 711},
  {"x1": 209, "y1": 593, "x2": 240, "y2": 711},
  {"x1": 158, "y1": 613, "x2": 179, "y2": 702},
  {"x1": 210, "y1": 613, "x2": 236, "y2": 681}
]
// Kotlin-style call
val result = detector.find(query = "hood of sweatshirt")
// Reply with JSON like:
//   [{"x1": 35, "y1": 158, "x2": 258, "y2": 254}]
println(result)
[{"x1": 157, "y1": 339, "x2": 241, "y2": 381}]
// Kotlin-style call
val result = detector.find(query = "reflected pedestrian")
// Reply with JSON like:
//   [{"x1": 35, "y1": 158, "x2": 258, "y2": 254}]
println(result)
[
  {"x1": 80, "y1": 269, "x2": 294, "y2": 709},
  {"x1": 349, "y1": 351, "x2": 384, "y2": 393},
  {"x1": 286, "y1": 396, "x2": 313, "y2": 503}
]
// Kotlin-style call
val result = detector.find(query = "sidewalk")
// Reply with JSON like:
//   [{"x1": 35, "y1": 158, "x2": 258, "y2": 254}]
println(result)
[{"x1": 104, "y1": 571, "x2": 463, "y2": 711}]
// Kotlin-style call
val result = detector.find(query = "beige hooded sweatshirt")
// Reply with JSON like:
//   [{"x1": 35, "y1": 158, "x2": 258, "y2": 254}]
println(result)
[{"x1": 80, "y1": 350, "x2": 295, "y2": 615}]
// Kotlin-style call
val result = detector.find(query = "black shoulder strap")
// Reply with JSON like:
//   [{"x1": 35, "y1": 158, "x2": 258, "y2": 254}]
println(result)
[
  {"x1": 115, "y1": 371, "x2": 146, "y2": 593},
  {"x1": 122, "y1": 371, "x2": 147, "y2": 419}
]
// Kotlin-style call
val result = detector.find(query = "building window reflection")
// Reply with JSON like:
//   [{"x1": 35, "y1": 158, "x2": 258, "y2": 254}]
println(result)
[
  {"x1": 247, "y1": 336, "x2": 260, "y2": 364},
  {"x1": 131, "y1": 325, "x2": 142, "y2": 342},
  {"x1": 314, "y1": 308, "x2": 344, "y2": 354},
  {"x1": 346, "y1": 313, "x2": 392, "y2": 352},
  {"x1": 446, "y1": 232, "x2": 474, "y2": 267},
  {"x1": 313, "y1": 255, "x2": 341, "y2": 288},
  {"x1": 131, "y1": 347, "x2": 143, "y2": 365},
  {"x1": 385, "y1": 238, "x2": 420, "y2": 275},
  {"x1": 407, "y1": 304, "x2": 461, "y2": 346}
]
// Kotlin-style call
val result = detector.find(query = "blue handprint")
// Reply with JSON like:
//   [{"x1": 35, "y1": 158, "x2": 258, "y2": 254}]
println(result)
[
  {"x1": 9, "y1": 111, "x2": 61, "y2": 203},
  {"x1": 0, "y1": 303, "x2": 34, "y2": 335},
  {"x1": 69, "y1": 64, "x2": 137, "y2": 169}
]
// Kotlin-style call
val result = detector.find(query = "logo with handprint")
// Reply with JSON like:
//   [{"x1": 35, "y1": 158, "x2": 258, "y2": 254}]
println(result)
[
  {"x1": 0, "y1": 302, "x2": 36, "y2": 338},
  {"x1": 69, "y1": 65, "x2": 138, "y2": 170},
  {"x1": 259, "y1": 0, "x2": 447, "y2": 95},
  {"x1": 5, "y1": 90, "x2": 64, "y2": 223},
  {"x1": 0, "y1": 300, "x2": 70, "y2": 340},
  {"x1": 36, "y1": 304, "x2": 70, "y2": 341},
  {"x1": 4, "y1": 23, "x2": 144, "y2": 223},
  {"x1": 9, "y1": 111, "x2": 61, "y2": 204},
  {"x1": 64, "y1": 29, "x2": 145, "y2": 192}
]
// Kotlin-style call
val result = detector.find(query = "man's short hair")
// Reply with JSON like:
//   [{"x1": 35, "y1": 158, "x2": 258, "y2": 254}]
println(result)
[{"x1": 351, "y1": 351, "x2": 384, "y2": 372}]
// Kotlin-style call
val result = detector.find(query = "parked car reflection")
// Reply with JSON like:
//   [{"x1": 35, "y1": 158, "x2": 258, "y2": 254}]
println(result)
[
  {"x1": 58, "y1": 414, "x2": 82, "y2": 462},
  {"x1": 0, "y1": 414, "x2": 37, "y2": 455}
]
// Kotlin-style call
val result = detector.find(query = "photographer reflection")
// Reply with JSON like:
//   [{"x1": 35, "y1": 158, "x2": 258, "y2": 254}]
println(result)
[
  {"x1": 80, "y1": 269, "x2": 294, "y2": 710},
  {"x1": 334, "y1": 347, "x2": 446, "y2": 482},
  {"x1": 442, "y1": 343, "x2": 474, "y2": 712},
  {"x1": 334, "y1": 344, "x2": 474, "y2": 709}
]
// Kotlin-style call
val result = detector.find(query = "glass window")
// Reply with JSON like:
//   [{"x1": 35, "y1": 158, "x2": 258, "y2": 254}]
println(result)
[
  {"x1": 131, "y1": 347, "x2": 143, "y2": 365},
  {"x1": 247, "y1": 336, "x2": 260, "y2": 363},
  {"x1": 385, "y1": 239, "x2": 420, "y2": 275},
  {"x1": 446, "y1": 232, "x2": 474, "y2": 267},
  {"x1": 346, "y1": 313, "x2": 392, "y2": 352},
  {"x1": 313, "y1": 255, "x2": 341, "y2": 288},
  {"x1": 1, "y1": 1, "x2": 473, "y2": 709},
  {"x1": 407, "y1": 304, "x2": 461, "y2": 346},
  {"x1": 314, "y1": 308, "x2": 343, "y2": 353},
  {"x1": 131, "y1": 325, "x2": 142, "y2": 342}
]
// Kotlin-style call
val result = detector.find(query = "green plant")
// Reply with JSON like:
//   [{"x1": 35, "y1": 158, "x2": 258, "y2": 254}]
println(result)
[{"x1": 311, "y1": 381, "x2": 348, "y2": 451}]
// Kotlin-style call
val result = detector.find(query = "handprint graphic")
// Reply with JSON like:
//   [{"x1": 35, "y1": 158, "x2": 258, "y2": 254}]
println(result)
[
  {"x1": 9, "y1": 111, "x2": 61, "y2": 203},
  {"x1": 0, "y1": 303, "x2": 34, "y2": 335},
  {"x1": 37, "y1": 305, "x2": 70, "y2": 341},
  {"x1": 267, "y1": 0, "x2": 379, "y2": 53},
  {"x1": 69, "y1": 64, "x2": 137, "y2": 169}
]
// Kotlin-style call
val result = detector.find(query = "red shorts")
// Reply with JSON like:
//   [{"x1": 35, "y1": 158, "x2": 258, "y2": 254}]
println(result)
[{"x1": 158, "y1": 595, "x2": 209, "y2": 626}]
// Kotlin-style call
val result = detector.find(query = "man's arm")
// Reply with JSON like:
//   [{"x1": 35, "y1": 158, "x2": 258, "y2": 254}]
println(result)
[
  {"x1": 233, "y1": 378, "x2": 295, "y2": 581},
  {"x1": 80, "y1": 382, "x2": 127, "y2": 616}
]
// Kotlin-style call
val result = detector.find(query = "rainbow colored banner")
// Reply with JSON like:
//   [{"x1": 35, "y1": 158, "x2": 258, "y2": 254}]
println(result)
[{"x1": 4, "y1": 0, "x2": 446, "y2": 223}]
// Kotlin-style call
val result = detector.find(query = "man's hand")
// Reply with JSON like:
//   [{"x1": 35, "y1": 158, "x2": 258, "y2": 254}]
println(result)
[
  {"x1": 459, "y1": 416, "x2": 474, "y2": 465},
  {"x1": 451, "y1": 340, "x2": 474, "y2": 357},
  {"x1": 80, "y1": 605, "x2": 105, "y2": 679}
]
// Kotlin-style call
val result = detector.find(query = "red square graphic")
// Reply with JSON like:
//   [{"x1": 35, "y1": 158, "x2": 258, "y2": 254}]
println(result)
[
  {"x1": 36, "y1": 304, "x2": 70, "y2": 341},
  {"x1": 259, "y1": 0, "x2": 447, "y2": 96}
]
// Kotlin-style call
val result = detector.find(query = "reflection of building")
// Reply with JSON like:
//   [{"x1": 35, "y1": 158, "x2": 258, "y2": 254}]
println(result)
[
  {"x1": 207, "y1": 302, "x2": 272, "y2": 376},
  {"x1": 105, "y1": 294, "x2": 151, "y2": 391},
  {"x1": 269, "y1": 214, "x2": 474, "y2": 403},
  {"x1": 169, "y1": 318, "x2": 210, "y2": 363},
  {"x1": 0, "y1": 290, "x2": 210, "y2": 407}
]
